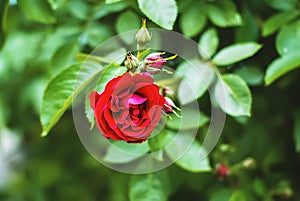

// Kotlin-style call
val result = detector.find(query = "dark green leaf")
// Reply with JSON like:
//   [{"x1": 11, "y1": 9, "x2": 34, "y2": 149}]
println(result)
[
  {"x1": 165, "y1": 133, "x2": 211, "y2": 172},
  {"x1": 40, "y1": 62, "x2": 104, "y2": 136},
  {"x1": 18, "y1": 0, "x2": 56, "y2": 24},
  {"x1": 214, "y1": 74, "x2": 252, "y2": 116},
  {"x1": 180, "y1": 5, "x2": 206, "y2": 38},
  {"x1": 294, "y1": 111, "x2": 300, "y2": 153},
  {"x1": 212, "y1": 42, "x2": 262, "y2": 66},
  {"x1": 234, "y1": 64, "x2": 264, "y2": 86},
  {"x1": 129, "y1": 171, "x2": 170, "y2": 201},
  {"x1": 176, "y1": 60, "x2": 215, "y2": 105},
  {"x1": 198, "y1": 28, "x2": 219, "y2": 59},
  {"x1": 103, "y1": 141, "x2": 149, "y2": 164},
  {"x1": 206, "y1": 0, "x2": 242, "y2": 28},
  {"x1": 265, "y1": 52, "x2": 300, "y2": 85},
  {"x1": 0, "y1": 0, "x2": 8, "y2": 50},
  {"x1": 276, "y1": 21, "x2": 300, "y2": 56},
  {"x1": 137, "y1": 0, "x2": 178, "y2": 30},
  {"x1": 235, "y1": 8, "x2": 259, "y2": 42},
  {"x1": 262, "y1": 11, "x2": 299, "y2": 37},
  {"x1": 86, "y1": 22, "x2": 113, "y2": 48}
]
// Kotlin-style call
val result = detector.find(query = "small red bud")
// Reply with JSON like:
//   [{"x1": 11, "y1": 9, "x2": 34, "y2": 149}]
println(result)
[
  {"x1": 144, "y1": 53, "x2": 167, "y2": 69},
  {"x1": 216, "y1": 164, "x2": 229, "y2": 178}
]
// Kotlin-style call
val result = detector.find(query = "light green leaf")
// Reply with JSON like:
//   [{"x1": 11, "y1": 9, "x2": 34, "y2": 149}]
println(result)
[
  {"x1": 262, "y1": 11, "x2": 299, "y2": 37},
  {"x1": 103, "y1": 141, "x2": 149, "y2": 164},
  {"x1": 235, "y1": 8, "x2": 259, "y2": 42},
  {"x1": 212, "y1": 42, "x2": 262, "y2": 66},
  {"x1": 116, "y1": 11, "x2": 140, "y2": 44},
  {"x1": 47, "y1": 0, "x2": 66, "y2": 10},
  {"x1": 165, "y1": 133, "x2": 211, "y2": 172},
  {"x1": 198, "y1": 28, "x2": 219, "y2": 59},
  {"x1": 176, "y1": 60, "x2": 215, "y2": 105},
  {"x1": 85, "y1": 96, "x2": 95, "y2": 130},
  {"x1": 276, "y1": 21, "x2": 300, "y2": 56},
  {"x1": 137, "y1": 0, "x2": 178, "y2": 30},
  {"x1": 129, "y1": 171, "x2": 170, "y2": 201},
  {"x1": 166, "y1": 109, "x2": 209, "y2": 130},
  {"x1": 206, "y1": 0, "x2": 242, "y2": 28},
  {"x1": 264, "y1": 0, "x2": 298, "y2": 11},
  {"x1": 293, "y1": 111, "x2": 300, "y2": 153},
  {"x1": 17, "y1": 0, "x2": 56, "y2": 24},
  {"x1": 86, "y1": 22, "x2": 113, "y2": 48},
  {"x1": 148, "y1": 129, "x2": 174, "y2": 152},
  {"x1": 180, "y1": 6, "x2": 206, "y2": 38},
  {"x1": 51, "y1": 41, "x2": 79, "y2": 75},
  {"x1": 234, "y1": 64, "x2": 264, "y2": 86},
  {"x1": 105, "y1": 0, "x2": 122, "y2": 4},
  {"x1": 40, "y1": 62, "x2": 104, "y2": 136},
  {"x1": 94, "y1": 1, "x2": 127, "y2": 19},
  {"x1": 214, "y1": 74, "x2": 252, "y2": 116},
  {"x1": 265, "y1": 52, "x2": 300, "y2": 85}
]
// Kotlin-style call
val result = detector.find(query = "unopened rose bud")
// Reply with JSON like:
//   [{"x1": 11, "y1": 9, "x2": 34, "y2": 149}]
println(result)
[
  {"x1": 216, "y1": 164, "x2": 230, "y2": 178},
  {"x1": 125, "y1": 51, "x2": 139, "y2": 72},
  {"x1": 144, "y1": 53, "x2": 167, "y2": 69},
  {"x1": 135, "y1": 18, "x2": 151, "y2": 50}
]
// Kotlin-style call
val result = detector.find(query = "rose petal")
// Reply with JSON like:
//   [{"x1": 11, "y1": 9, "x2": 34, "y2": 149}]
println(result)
[
  {"x1": 88, "y1": 91, "x2": 100, "y2": 111},
  {"x1": 128, "y1": 94, "x2": 147, "y2": 105}
]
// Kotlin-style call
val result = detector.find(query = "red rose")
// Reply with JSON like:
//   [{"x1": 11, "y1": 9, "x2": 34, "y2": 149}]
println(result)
[{"x1": 89, "y1": 72, "x2": 166, "y2": 143}]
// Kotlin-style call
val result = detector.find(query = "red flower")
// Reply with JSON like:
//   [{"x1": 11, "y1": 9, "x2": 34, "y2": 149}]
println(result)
[{"x1": 89, "y1": 73, "x2": 166, "y2": 143}]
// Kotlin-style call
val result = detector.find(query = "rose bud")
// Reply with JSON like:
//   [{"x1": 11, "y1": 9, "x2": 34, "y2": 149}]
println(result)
[
  {"x1": 124, "y1": 51, "x2": 139, "y2": 72},
  {"x1": 135, "y1": 18, "x2": 151, "y2": 50},
  {"x1": 144, "y1": 53, "x2": 167, "y2": 69},
  {"x1": 89, "y1": 72, "x2": 166, "y2": 143},
  {"x1": 216, "y1": 164, "x2": 230, "y2": 178}
]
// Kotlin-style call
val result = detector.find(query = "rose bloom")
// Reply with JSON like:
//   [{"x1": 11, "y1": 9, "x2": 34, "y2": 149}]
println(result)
[{"x1": 89, "y1": 72, "x2": 166, "y2": 143}]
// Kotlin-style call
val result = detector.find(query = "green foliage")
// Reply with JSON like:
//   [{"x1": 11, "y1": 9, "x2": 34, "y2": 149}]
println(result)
[
  {"x1": 212, "y1": 42, "x2": 262, "y2": 66},
  {"x1": 137, "y1": 0, "x2": 178, "y2": 30},
  {"x1": 1, "y1": 0, "x2": 300, "y2": 200}
]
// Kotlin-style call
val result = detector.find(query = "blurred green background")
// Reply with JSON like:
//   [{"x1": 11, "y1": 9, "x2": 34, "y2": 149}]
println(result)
[{"x1": 1, "y1": 0, "x2": 300, "y2": 200}]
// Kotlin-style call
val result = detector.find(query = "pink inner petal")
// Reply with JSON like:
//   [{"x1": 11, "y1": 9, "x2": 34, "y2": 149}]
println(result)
[{"x1": 128, "y1": 94, "x2": 147, "y2": 106}]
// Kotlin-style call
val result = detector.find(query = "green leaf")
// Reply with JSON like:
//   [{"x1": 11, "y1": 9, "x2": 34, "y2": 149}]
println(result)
[
  {"x1": 129, "y1": 171, "x2": 170, "y2": 201},
  {"x1": 103, "y1": 141, "x2": 149, "y2": 164},
  {"x1": 105, "y1": 0, "x2": 122, "y2": 4},
  {"x1": 86, "y1": 22, "x2": 113, "y2": 48},
  {"x1": 51, "y1": 40, "x2": 79, "y2": 75},
  {"x1": 264, "y1": 0, "x2": 298, "y2": 11},
  {"x1": 116, "y1": 11, "x2": 140, "y2": 44},
  {"x1": 235, "y1": 8, "x2": 259, "y2": 42},
  {"x1": 166, "y1": 109, "x2": 209, "y2": 130},
  {"x1": 212, "y1": 42, "x2": 262, "y2": 66},
  {"x1": 294, "y1": 111, "x2": 300, "y2": 152},
  {"x1": 148, "y1": 129, "x2": 174, "y2": 152},
  {"x1": 47, "y1": 0, "x2": 66, "y2": 10},
  {"x1": 40, "y1": 62, "x2": 104, "y2": 136},
  {"x1": 165, "y1": 133, "x2": 211, "y2": 172},
  {"x1": 210, "y1": 189, "x2": 233, "y2": 201},
  {"x1": 276, "y1": 21, "x2": 300, "y2": 56},
  {"x1": 265, "y1": 52, "x2": 300, "y2": 85},
  {"x1": 214, "y1": 74, "x2": 252, "y2": 116},
  {"x1": 176, "y1": 60, "x2": 215, "y2": 105},
  {"x1": 234, "y1": 64, "x2": 264, "y2": 86},
  {"x1": 137, "y1": 0, "x2": 178, "y2": 30},
  {"x1": 180, "y1": 5, "x2": 206, "y2": 38},
  {"x1": 0, "y1": 0, "x2": 8, "y2": 50},
  {"x1": 17, "y1": 0, "x2": 56, "y2": 24},
  {"x1": 206, "y1": 0, "x2": 242, "y2": 28},
  {"x1": 84, "y1": 96, "x2": 95, "y2": 130},
  {"x1": 198, "y1": 28, "x2": 219, "y2": 59},
  {"x1": 262, "y1": 11, "x2": 299, "y2": 37},
  {"x1": 94, "y1": 1, "x2": 127, "y2": 19}
]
